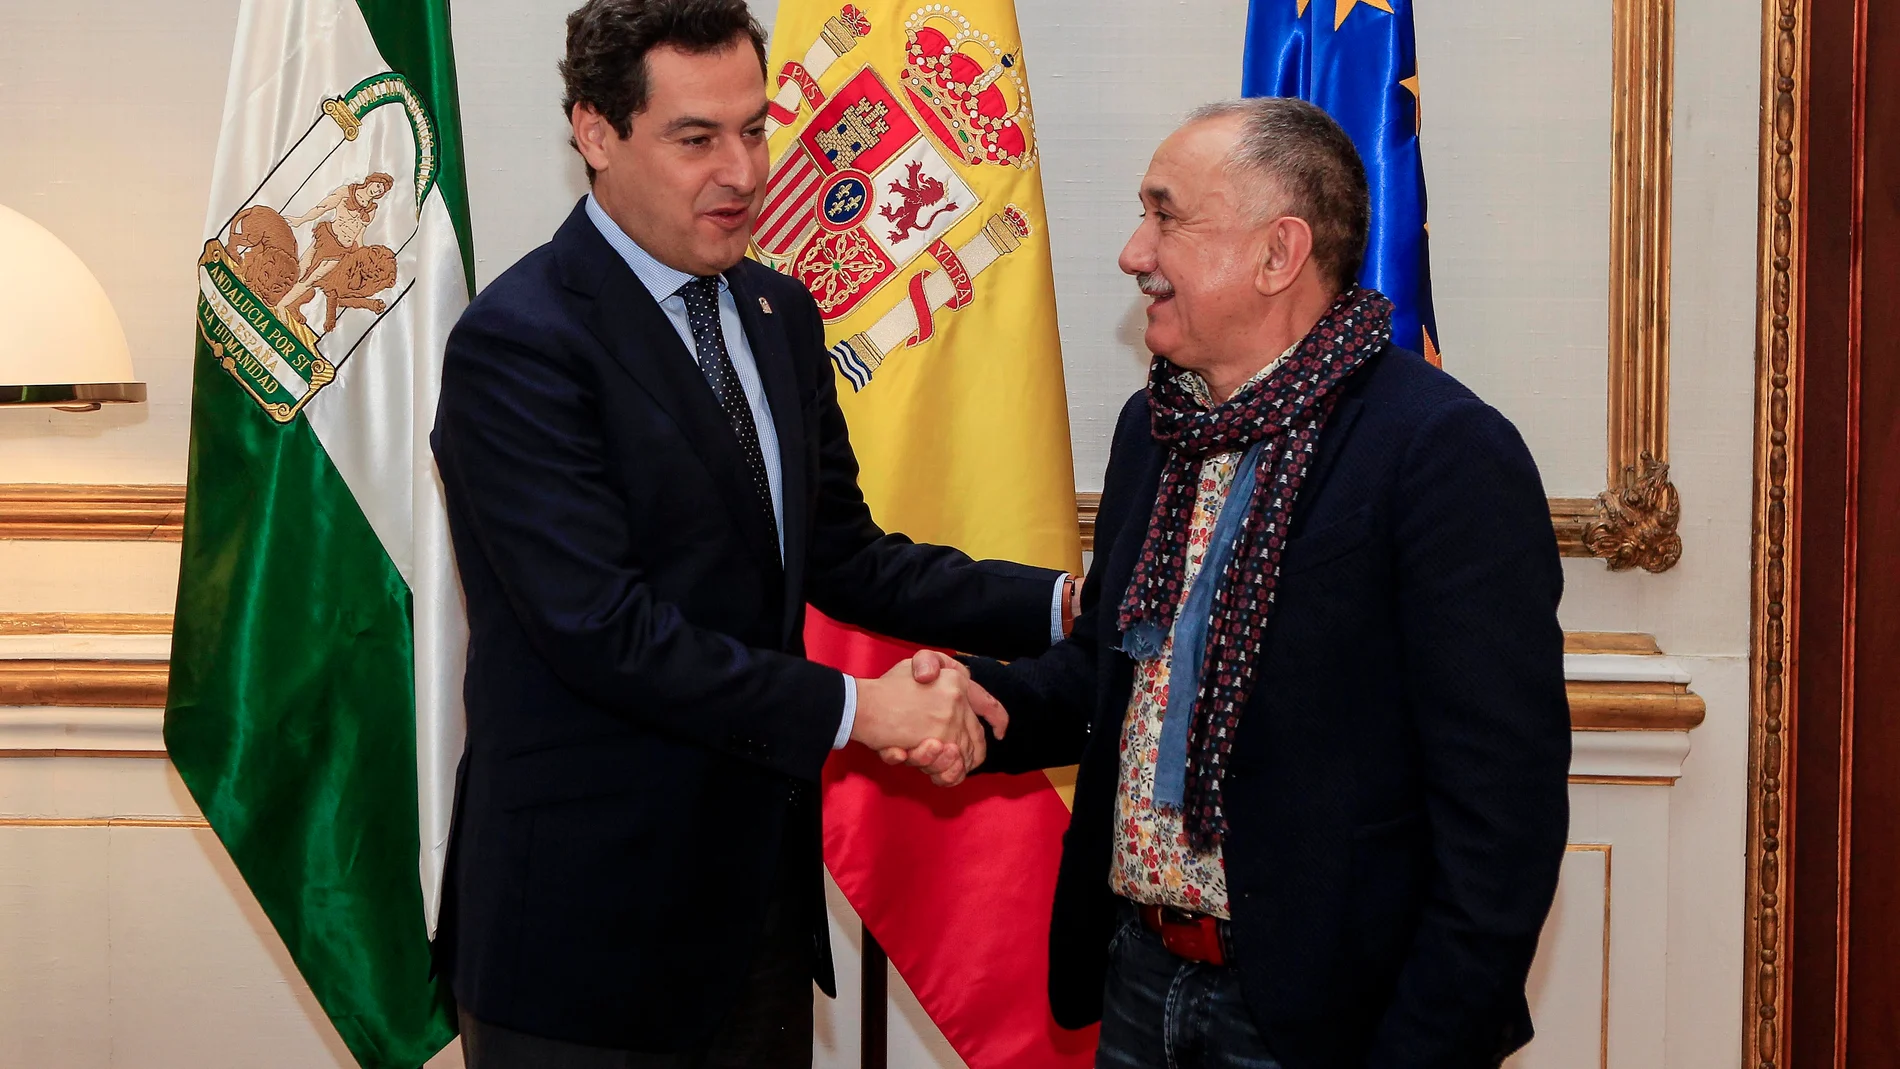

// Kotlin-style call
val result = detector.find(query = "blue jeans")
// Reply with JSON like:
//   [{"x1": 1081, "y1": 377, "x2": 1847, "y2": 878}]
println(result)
[{"x1": 1096, "y1": 907, "x2": 1284, "y2": 1069}]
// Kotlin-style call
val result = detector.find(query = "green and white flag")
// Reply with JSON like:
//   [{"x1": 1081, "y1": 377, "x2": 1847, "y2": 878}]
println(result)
[{"x1": 166, "y1": 0, "x2": 474, "y2": 1064}]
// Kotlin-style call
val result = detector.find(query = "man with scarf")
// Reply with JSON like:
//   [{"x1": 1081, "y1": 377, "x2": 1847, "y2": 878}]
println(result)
[{"x1": 910, "y1": 98, "x2": 1570, "y2": 1068}]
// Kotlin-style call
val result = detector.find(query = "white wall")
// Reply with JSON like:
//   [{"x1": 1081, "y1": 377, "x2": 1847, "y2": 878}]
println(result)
[
  {"x1": 0, "y1": 0, "x2": 237, "y2": 482},
  {"x1": 0, "y1": 0, "x2": 1759, "y2": 1066}
]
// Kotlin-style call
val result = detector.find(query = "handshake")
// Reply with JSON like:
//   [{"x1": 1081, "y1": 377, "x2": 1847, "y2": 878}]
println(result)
[{"x1": 848, "y1": 650, "x2": 1005, "y2": 787}]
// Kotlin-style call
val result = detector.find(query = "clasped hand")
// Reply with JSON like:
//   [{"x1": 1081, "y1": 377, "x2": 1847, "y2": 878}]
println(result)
[{"x1": 848, "y1": 651, "x2": 1007, "y2": 787}]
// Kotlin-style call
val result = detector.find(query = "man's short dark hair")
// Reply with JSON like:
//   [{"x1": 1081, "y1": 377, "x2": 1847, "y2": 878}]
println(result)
[
  {"x1": 560, "y1": 0, "x2": 769, "y2": 180},
  {"x1": 1187, "y1": 98, "x2": 1371, "y2": 293}
]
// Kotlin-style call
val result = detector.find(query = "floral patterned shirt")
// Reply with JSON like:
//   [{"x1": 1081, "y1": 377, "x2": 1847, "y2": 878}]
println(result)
[{"x1": 1108, "y1": 351, "x2": 1291, "y2": 919}]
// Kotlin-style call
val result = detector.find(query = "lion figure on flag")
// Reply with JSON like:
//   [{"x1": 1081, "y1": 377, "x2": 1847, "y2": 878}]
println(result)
[
  {"x1": 879, "y1": 159, "x2": 958, "y2": 243},
  {"x1": 224, "y1": 183, "x2": 400, "y2": 336}
]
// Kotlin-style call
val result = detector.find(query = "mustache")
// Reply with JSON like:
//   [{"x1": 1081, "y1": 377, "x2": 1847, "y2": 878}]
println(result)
[{"x1": 1136, "y1": 272, "x2": 1174, "y2": 298}]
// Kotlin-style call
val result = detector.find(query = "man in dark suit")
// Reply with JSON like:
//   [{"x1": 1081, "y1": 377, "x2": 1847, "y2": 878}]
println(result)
[
  {"x1": 429, "y1": 2, "x2": 1074, "y2": 1065},
  {"x1": 912, "y1": 98, "x2": 1571, "y2": 1068}
]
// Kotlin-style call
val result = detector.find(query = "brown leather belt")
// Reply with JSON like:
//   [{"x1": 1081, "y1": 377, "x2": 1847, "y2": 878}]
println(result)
[{"x1": 1138, "y1": 903, "x2": 1232, "y2": 966}]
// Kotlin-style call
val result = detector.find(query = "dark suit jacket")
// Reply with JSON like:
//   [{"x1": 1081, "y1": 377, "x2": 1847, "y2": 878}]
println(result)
[
  {"x1": 970, "y1": 345, "x2": 1570, "y2": 1069},
  {"x1": 430, "y1": 199, "x2": 1062, "y2": 1051}
]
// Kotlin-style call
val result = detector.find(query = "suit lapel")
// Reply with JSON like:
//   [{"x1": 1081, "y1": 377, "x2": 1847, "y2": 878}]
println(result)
[
  {"x1": 1093, "y1": 425, "x2": 1166, "y2": 736},
  {"x1": 1101, "y1": 429, "x2": 1168, "y2": 639},
  {"x1": 1297, "y1": 396, "x2": 1363, "y2": 515},
  {"x1": 1282, "y1": 347, "x2": 1381, "y2": 535},
  {"x1": 727, "y1": 267, "x2": 809, "y2": 644},
  {"x1": 581, "y1": 243, "x2": 784, "y2": 573}
]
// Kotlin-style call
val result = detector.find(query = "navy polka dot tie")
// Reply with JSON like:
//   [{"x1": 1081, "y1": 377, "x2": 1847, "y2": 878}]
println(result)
[{"x1": 680, "y1": 275, "x2": 779, "y2": 564}]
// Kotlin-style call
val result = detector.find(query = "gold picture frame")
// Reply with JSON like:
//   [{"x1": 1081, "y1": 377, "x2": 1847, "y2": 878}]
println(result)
[
  {"x1": 1550, "y1": 0, "x2": 1682, "y2": 574},
  {"x1": 1744, "y1": 0, "x2": 1800, "y2": 1062}
]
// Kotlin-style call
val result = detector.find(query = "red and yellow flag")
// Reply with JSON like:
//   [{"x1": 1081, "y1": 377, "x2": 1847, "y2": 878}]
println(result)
[{"x1": 760, "y1": 3, "x2": 1092, "y2": 1066}]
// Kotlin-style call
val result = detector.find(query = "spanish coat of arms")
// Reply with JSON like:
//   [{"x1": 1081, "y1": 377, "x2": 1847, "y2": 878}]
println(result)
[{"x1": 755, "y1": 4, "x2": 1039, "y2": 391}]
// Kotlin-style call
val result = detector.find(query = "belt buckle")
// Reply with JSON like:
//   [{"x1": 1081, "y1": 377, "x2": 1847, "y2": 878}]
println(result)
[
  {"x1": 1155, "y1": 908, "x2": 1225, "y2": 966},
  {"x1": 1159, "y1": 905, "x2": 1199, "y2": 926}
]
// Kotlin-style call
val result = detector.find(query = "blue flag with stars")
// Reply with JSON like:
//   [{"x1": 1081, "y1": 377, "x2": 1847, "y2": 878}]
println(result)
[{"x1": 1244, "y1": 0, "x2": 1439, "y2": 363}]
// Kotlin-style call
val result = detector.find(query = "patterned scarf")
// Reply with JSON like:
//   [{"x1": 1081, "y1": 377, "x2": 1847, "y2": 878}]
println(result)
[{"x1": 1117, "y1": 286, "x2": 1392, "y2": 849}]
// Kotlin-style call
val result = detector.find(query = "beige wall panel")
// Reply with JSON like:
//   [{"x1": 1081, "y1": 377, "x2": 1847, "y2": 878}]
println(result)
[
  {"x1": 1508, "y1": 847, "x2": 1609, "y2": 1069},
  {"x1": 103, "y1": 827, "x2": 357, "y2": 1068},
  {"x1": 0, "y1": 542, "x2": 180, "y2": 614},
  {"x1": 1553, "y1": 0, "x2": 1760, "y2": 656},
  {"x1": 1008, "y1": 0, "x2": 1252, "y2": 488},
  {"x1": 0, "y1": 826, "x2": 112, "y2": 1068},
  {"x1": 0, "y1": 756, "x2": 193, "y2": 822},
  {"x1": 0, "y1": 759, "x2": 468, "y2": 1069},
  {"x1": 453, "y1": 0, "x2": 590, "y2": 293},
  {"x1": 1661, "y1": 657, "x2": 1747, "y2": 1069},
  {"x1": 1415, "y1": 0, "x2": 1613, "y2": 497}
]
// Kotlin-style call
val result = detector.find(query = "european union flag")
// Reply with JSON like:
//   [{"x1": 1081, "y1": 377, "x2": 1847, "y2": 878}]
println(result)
[{"x1": 1243, "y1": 0, "x2": 1439, "y2": 362}]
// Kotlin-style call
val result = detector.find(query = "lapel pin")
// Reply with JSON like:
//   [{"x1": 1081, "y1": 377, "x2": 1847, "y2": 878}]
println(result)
[{"x1": 758, "y1": 296, "x2": 773, "y2": 315}]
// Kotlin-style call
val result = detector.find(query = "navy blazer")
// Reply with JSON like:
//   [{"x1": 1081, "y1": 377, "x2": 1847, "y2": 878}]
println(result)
[
  {"x1": 971, "y1": 345, "x2": 1570, "y2": 1069},
  {"x1": 431, "y1": 200, "x2": 1062, "y2": 1051}
]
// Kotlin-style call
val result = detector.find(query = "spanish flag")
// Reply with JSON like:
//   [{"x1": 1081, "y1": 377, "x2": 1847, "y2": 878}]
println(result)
[{"x1": 759, "y1": 3, "x2": 1091, "y2": 1066}]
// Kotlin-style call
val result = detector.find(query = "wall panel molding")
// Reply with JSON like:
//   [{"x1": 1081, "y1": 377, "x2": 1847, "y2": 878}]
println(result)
[
  {"x1": 0, "y1": 624, "x2": 1702, "y2": 766},
  {"x1": 0, "y1": 613, "x2": 173, "y2": 634},
  {"x1": 1745, "y1": 0, "x2": 1800, "y2": 1062},
  {"x1": 0, "y1": 816, "x2": 208, "y2": 828},
  {"x1": 0, "y1": 480, "x2": 1679, "y2": 567},
  {"x1": 1583, "y1": 0, "x2": 1682, "y2": 574},
  {"x1": 0, "y1": 485, "x2": 184, "y2": 541},
  {"x1": 0, "y1": 661, "x2": 170, "y2": 708},
  {"x1": 0, "y1": 705, "x2": 167, "y2": 757}
]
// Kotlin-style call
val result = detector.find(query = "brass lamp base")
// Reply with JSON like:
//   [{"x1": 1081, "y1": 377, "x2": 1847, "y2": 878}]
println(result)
[{"x1": 0, "y1": 382, "x2": 147, "y2": 411}]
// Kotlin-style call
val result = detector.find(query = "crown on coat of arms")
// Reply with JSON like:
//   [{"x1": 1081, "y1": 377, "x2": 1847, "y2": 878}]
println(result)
[{"x1": 900, "y1": 6, "x2": 1036, "y2": 170}]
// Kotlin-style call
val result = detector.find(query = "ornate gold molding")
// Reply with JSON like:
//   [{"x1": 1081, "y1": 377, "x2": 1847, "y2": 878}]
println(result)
[
  {"x1": 0, "y1": 817, "x2": 208, "y2": 828},
  {"x1": 0, "y1": 485, "x2": 185, "y2": 541},
  {"x1": 1077, "y1": 492, "x2": 1101, "y2": 554},
  {"x1": 0, "y1": 660, "x2": 169, "y2": 707},
  {"x1": 1606, "y1": 0, "x2": 1676, "y2": 515},
  {"x1": 1581, "y1": 453, "x2": 1682, "y2": 573},
  {"x1": 1563, "y1": 630, "x2": 1705, "y2": 731},
  {"x1": 1563, "y1": 631, "x2": 1661, "y2": 656},
  {"x1": 1563, "y1": 842, "x2": 1614, "y2": 1069},
  {"x1": 1556, "y1": 0, "x2": 1683, "y2": 571},
  {"x1": 1548, "y1": 499, "x2": 1599, "y2": 558},
  {"x1": 1746, "y1": 0, "x2": 1800, "y2": 1062},
  {"x1": 0, "y1": 662, "x2": 1696, "y2": 729},
  {"x1": 1567, "y1": 680, "x2": 1704, "y2": 732},
  {"x1": 0, "y1": 613, "x2": 173, "y2": 635},
  {"x1": 1083, "y1": 492, "x2": 1674, "y2": 567}
]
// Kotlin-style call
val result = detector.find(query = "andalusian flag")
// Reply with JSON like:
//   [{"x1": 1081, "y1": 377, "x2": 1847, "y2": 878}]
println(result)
[
  {"x1": 761, "y1": 4, "x2": 1089, "y2": 1067},
  {"x1": 164, "y1": 0, "x2": 472, "y2": 1065}
]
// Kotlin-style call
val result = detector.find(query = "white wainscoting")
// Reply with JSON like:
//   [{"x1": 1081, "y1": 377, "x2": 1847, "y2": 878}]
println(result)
[{"x1": 0, "y1": 642, "x2": 1698, "y2": 1069}]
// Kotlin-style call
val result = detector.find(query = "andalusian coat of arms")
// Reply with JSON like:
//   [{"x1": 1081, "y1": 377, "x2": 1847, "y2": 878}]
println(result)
[
  {"x1": 196, "y1": 74, "x2": 439, "y2": 423},
  {"x1": 757, "y1": 4, "x2": 1041, "y2": 391}
]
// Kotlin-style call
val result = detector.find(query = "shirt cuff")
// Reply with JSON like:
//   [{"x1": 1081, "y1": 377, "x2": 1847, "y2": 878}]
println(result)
[
  {"x1": 1050, "y1": 573, "x2": 1073, "y2": 643},
  {"x1": 833, "y1": 673, "x2": 858, "y2": 750}
]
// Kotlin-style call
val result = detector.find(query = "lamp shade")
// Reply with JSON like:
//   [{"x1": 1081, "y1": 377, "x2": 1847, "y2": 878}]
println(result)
[{"x1": 0, "y1": 202, "x2": 145, "y2": 408}]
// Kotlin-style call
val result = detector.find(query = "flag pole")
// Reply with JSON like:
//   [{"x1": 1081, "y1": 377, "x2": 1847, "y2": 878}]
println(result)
[{"x1": 862, "y1": 923, "x2": 888, "y2": 1069}]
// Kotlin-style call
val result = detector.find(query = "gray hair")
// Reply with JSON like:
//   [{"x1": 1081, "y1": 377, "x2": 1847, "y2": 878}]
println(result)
[{"x1": 1185, "y1": 97, "x2": 1370, "y2": 291}]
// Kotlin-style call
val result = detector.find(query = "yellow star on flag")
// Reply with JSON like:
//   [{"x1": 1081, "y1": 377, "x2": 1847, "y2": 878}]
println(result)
[
  {"x1": 1329, "y1": 0, "x2": 1392, "y2": 29},
  {"x1": 1400, "y1": 73, "x2": 1422, "y2": 132}
]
